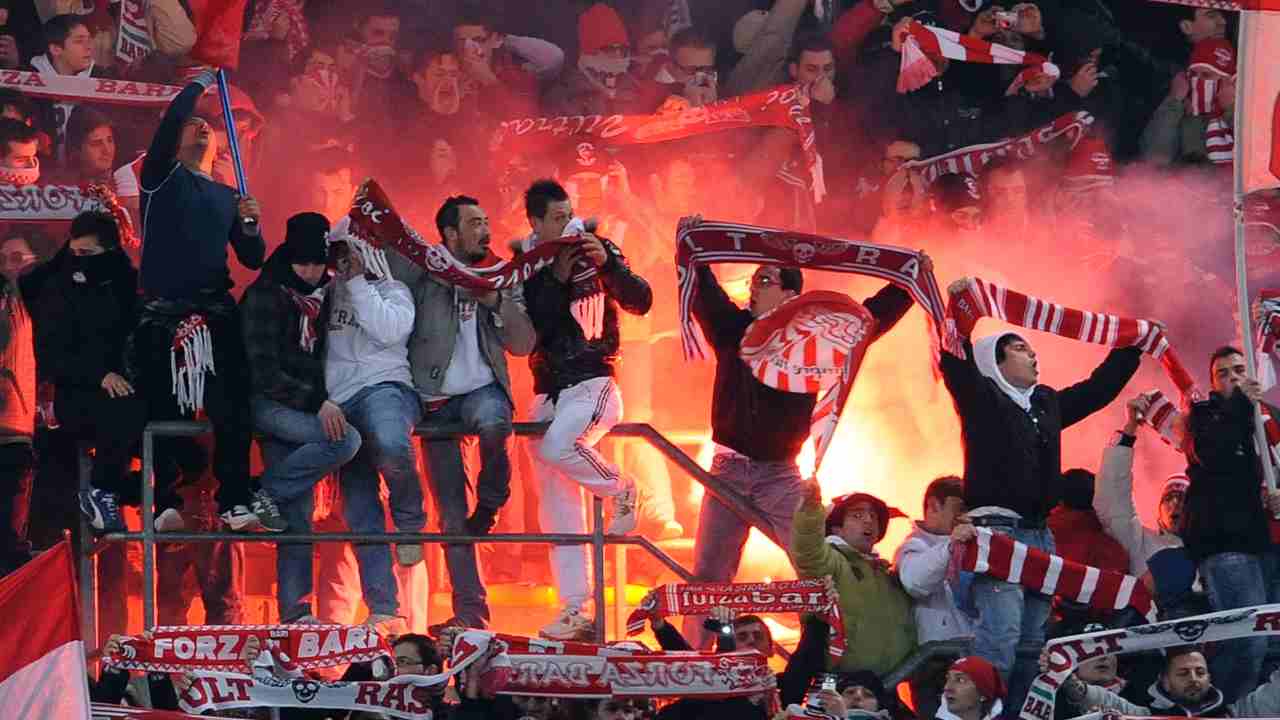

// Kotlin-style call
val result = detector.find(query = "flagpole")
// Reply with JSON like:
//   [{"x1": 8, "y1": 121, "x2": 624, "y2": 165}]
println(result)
[
  {"x1": 1232, "y1": 10, "x2": 1279, "y2": 494},
  {"x1": 215, "y1": 68, "x2": 255, "y2": 227}
]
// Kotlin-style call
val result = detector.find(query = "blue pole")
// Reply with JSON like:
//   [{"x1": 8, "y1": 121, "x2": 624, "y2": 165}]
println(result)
[{"x1": 215, "y1": 68, "x2": 249, "y2": 195}]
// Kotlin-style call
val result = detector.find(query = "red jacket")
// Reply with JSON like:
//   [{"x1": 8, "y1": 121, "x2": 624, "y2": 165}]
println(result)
[{"x1": 1047, "y1": 505, "x2": 1131, "y2": 576}]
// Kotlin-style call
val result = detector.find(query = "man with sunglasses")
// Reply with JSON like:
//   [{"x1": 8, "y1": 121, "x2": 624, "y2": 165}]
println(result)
[
  {"x1": 682, "y1": 229, "x2": 921, "y2": 648},
  {"x1": 639, "y1": 28, "x2": 720, "y2": 110}
]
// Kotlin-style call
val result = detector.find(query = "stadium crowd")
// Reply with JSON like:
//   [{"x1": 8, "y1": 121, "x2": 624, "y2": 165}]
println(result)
[{"x1": 0, "y1": 0, "x2": 1277, "y2": 718}]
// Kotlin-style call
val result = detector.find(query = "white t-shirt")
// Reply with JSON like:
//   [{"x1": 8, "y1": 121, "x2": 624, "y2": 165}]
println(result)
[{"x1": 437, "y1": 289, "x2": 496, "y2": 398}]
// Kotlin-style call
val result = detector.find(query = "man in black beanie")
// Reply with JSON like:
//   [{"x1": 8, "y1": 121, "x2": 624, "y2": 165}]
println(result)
[{"x1": 242, "y1": 212, "x2": 370, "y2": 623}]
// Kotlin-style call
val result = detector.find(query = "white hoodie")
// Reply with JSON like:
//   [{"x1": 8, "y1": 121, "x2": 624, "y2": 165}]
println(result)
[
  {"x1": 30, "y1": 53, "x2": 94, "y2": 155},
  {"x1": 325, "y1": 274, "x2": 415, "y2": 405},
  {"x1": 894, "y1": 521, "x2": 976, "y2": 644}
]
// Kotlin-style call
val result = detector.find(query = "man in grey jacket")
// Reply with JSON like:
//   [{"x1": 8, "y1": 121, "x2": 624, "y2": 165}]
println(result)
[
  {"x1": 386, "y1": 195, "x2": 536, "y2": 630},
  {"x1": 895, "y1": 475, "x2": 977, "y2": 720}
]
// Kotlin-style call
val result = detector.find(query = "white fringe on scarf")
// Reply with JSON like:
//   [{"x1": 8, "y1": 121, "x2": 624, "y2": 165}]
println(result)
[
  {"x1": 329, "y1": 216, "x2": 393, "y2": 280},
  {"x1": 171, "y1": 318, "x2": 215, "y2": 415}
]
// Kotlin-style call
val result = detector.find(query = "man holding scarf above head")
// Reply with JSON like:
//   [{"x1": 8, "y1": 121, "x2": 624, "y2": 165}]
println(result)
[
  {"x1": 941, "y1": 277, "x2": 1142, "y2": 714},
  {"x1": 681, "y1": 232, "x2": 920, "y2": 650},
  {"x1": 126, "y1": 69, "x2": 276, "y2": 533}
]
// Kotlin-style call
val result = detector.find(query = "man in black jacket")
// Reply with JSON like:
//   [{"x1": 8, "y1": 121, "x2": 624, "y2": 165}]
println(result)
[
  {"x1": 127, "y1": 69, "x2": 271, "y2": 532},
  {"x1": 682, "y1": 239, "x2": 918, "y2": 649},
  {"x1": 941, "y1": 276, "x2": 1142, "y2": 713},
  {"x1": 20, "y1": 211, "x2": 146, "y2": 534},
  {"x1": 1180, "y1": 346, "x2": 1274, "y2": 703},
  {"x1": 519, "y1": 179, "x2": 653, "y2": 640}
]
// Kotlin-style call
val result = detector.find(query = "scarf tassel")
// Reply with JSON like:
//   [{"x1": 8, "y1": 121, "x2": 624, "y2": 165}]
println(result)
[
  {"x1": 571, "y1": 291, "x2": 606, "y2": 341},
  {"x1": 171, "y1": 320, "x2": 216, "y2": 416},
  {"x1": 897, "y1": 37, "x2": 939, "y2": 93}
]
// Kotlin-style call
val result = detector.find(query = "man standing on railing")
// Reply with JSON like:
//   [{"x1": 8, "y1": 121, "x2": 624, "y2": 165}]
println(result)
[
  {"x1": 386, "y1": 195, "x2": 535, "y2": 631},
  {"x1": 519, "y1": 179, "x2": 652, "y2": 641},
  {"x1": 126, "y1": 69, "x2": 274, "y2": 531},
  {"x1": 681, "y1": 222, "x2": 917, "y2": 648},
  {"x1": 322, "y1": 224, "x2": 423, "y2": 626}
]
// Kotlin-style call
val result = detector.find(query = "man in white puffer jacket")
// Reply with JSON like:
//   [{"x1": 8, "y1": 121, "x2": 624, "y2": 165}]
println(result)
[{"x1": 895, "y1": 476, "x2": 978, "y2": 720}]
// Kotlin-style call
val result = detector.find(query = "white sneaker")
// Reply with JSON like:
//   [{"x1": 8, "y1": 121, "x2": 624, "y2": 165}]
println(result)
[
  {"x1": 606, "y1": 481, "x2": 639, "y2": 535},
  {"x1": 657, "y1": 520, "x2": 685, "y2": 540},
  {"x1": 220, "y1": 505, "x2": 263, "y2": 531},
  {"x1": 539, "y1": 607, "x2": 594, "y2": 641},
  {"x1": 154, "y1": 508, "x2": 185, "y2": 533}
]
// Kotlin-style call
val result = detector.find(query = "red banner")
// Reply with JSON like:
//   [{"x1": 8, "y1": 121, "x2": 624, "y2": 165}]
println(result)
[{"x1": 188, "y1": 0, "x2": 249, "y2": 69}]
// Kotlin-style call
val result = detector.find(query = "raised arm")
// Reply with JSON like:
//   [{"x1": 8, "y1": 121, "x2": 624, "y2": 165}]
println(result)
[
  {"x1": 723, "y1": 0, "x2": 810, "y2": 97},
  {"x1": 347, "y1": 276, "x2": 414, "y2": 347},
  {"x1": 1093, "y1": 396, "x2": 1154, "y2": 575},
  {"x1": 790, "y1": 479, "x2": 841, "y2": 579},
  {"x1": 503, "y1": 34, "x2": 565, "y2": 80},
  {"x1": 692, "y1": 265, "x2": 747, "y2": 350},
  {"x1": 141, "y1": 71, "x2": 216, "y2": 188},
  {"x1": 494, "y1": 285, "x2": 536, "y2": 356},
  {"x1": 1058, "y1": 346, "x2": 1142, "y2": 429},
  {"x1": 598, "y1": 240, "x2": 652, "y2": 316},
  {"x1": 863, "y1": 282, "x2": 913, "y2": 342}
]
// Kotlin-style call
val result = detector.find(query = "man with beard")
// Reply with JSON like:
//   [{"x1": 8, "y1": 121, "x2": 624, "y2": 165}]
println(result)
[
  {"x1": 1058, "y1": 646, "x2": 1280, "y2": 717},
  {"x1": 386, "y1": 195, "x2": 535, "y2": 630}
]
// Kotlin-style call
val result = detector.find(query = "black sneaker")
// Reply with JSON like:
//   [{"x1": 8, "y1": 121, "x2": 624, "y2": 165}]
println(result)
[
  {"x1": 80, "y1": 489, "x2": 125, "y2": 533},
  {"x1": 250, "y1": 489, "x2": 287, "y2": 532},
  {"x1": 465, "y1": 506, "x2": 498, "y2": 536}
]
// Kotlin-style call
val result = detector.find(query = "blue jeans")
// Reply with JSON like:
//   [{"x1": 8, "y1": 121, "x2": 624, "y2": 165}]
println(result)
[
  {"x1": 251, "y1": 396, "x2": 364, "y2": 622},
  {"x1": 419, "y1": 382, "x2": 513, "y2": 627},
  {"x1": 336, "y1": 382, "x2": 422, "y2": 618},
  {"x1": 971, "y1": 524, "x2": 1053, "y2": 718},
  {"x1": 1203, "y1": 551, "x2": 1268, "y2": 704}
]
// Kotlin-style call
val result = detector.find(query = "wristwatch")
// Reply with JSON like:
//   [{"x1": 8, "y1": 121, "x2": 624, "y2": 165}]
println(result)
[{"x1": 1112, "y1": 430, "x2": 1136, "y2": 447}]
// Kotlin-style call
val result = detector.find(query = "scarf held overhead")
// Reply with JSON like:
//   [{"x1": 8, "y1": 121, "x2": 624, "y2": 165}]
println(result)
[
  {"x1": 103, "y1": 623, "x2": 394, "y2": 674},
  {"x1": 1021, "y1": 604, "x2": 1280, "y2": 720},
  {"x1": 625, "y1": 578, "x2": 846, "y2": 658},
  {"x1": 956, "y1": 528, "x2": 1156, "y2": 622},
  {"x1": 897, "y1": 112, "x2": 1095, "y2": 186},
  {"x1": 946, "y1": 277, "x2": 1199, "y2": 400},
  {"x1": 675, "y1": 219, "x2": 952, "y2": 361},
  {"x1": 491, "y1": 83, "x2": 824, "y2": 202},
  {"x1": 897, "y1": 19, "x2": 1060, "y2": 95},
  {"x1": 739, "y1": 292, "x2": 877, "y2": 473},
  {"x1": 0, "y1": 70, "x2": 180, "y2": 106}
]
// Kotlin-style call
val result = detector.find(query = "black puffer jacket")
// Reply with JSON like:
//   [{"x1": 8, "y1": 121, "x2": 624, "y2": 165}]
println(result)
[
  {"x1": 240, "y1": 248, "x2": 331, "y2": 413},
  {"x1": 1181, "y1": 389, "x2": 1274, "y2": 562},
  {"x1": 941, "y1": 339, "x2": 1141, "y2": 522},
  {"x1": 19, "y1": 244, "x2": 137, "y2": 393},
  {"x1": 522, "y1": 236, "x2": 652, "y2": 396}
]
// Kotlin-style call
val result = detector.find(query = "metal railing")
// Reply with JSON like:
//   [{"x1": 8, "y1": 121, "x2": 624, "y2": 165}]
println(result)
[{"x1": 79, "y1": 421, "x2": 783, "y2": 649}]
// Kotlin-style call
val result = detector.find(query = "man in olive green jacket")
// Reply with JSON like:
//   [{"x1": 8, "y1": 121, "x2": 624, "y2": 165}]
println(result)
[{"x1": 791, "y1": 479, "x2": 917, "y2": 675}]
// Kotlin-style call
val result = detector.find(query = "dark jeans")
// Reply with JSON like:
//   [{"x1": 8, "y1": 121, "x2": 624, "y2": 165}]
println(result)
[
  {"x1": 420, "y1": 382, "x2": 514, "y2": 628},
  {"x1": 55, "y1": 387, "x2": 146, "y2": 502},
  {"x1": 158, "y1": 513, "x2": 245, "y2": 626},
  {"x1": 133, "y1": 305, "x2": 253, "y2": 511},
  {"x1": 0, "y1": 441, "x2": 33, "y2": 575},
  {"x1": 1202, "y1": 551, "x2": 1268, "y2": 704}
]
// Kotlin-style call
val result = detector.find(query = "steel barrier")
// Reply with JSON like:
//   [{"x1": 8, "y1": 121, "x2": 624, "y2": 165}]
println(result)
[{"x1": 79, "y1": 421, "x2": 783, "y2": 649}]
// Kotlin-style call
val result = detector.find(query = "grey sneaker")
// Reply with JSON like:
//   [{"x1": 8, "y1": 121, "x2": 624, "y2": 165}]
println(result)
[
  {"x1": 606, "y1": 480, "x2": 639, "y2": 535},
  {"x1": 154, "y1": 507, "x2": 185, "y2": 533},
  {"x1": 250, "y1": 489, "x2": 287, "y2": 532},
  {"x1": 80, "y1": 489, "x2": 125, "y2": 533},
  {"x1": 220, "y1": 505, "x2": 262, "y2": 531}
]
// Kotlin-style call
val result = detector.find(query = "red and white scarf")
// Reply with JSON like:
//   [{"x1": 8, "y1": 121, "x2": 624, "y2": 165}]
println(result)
[
  {"x1": 282, "y1": 286, "x2": 325, "y2": 352},
  {"x1": 1258, "y1": 290, "x2": 1280, "y2": 390},
  {"x1": 0, "y1": 183, "x2": 132, "y2": 228},
  {"x1": 676, "y1": 219, "x2": 953, "y2": 361},
  {"x1": 897, "y1": 20, "x2": 1060, "y2": 95},
  {"x1": 897, "y1": 111, "x2": 1095, "y2": 185},
  {"x1": 1205, "y1": 116, "x2": 1234, "y2": 165},
  {"x1": 491, "y1": 83, "x2": 824, "y2": 202},
  {"x1": 625, "y1": 578, "x2": 846, "y2": 659},
  {"x1": 171, "y1": 315, "x2": 215, "y2": 415},
  {"x1": 116, "y1": 0, "x2": 154, "y2": 67},
  {"x1": 1022, "y1": 604, "x2": 1280, "y2": 720},
  {"x1": 955, "y1": 528, "x2": 1156, "y2": 622},
  {"x1": 947, "y1": 277, "x2": 1200, "y2": 401},
  {"x1": 346, "y1": 179, "x2": 590, "y2": 294},
  {"x1": 740, "y1": 292, "x2": 877, "y2": 473},
  {"x1": 245, "y1": 0, "x2": 309, "y2": 60},
  {"x1": 0, "y1": 70, "x2": 181, "y2": 107},
  {"x1": 104, "y1": 623, "x2": 394, "y2": 674},
  {"x1": 492, "y1": 633, "x2": 776, "y2": 700}
]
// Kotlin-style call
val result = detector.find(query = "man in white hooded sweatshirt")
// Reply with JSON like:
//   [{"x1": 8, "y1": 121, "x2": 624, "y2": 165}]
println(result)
[
  {"x1": 940, "y1": 277, "x2": 1142, "y2": 715},
  {"x1": 29, "y1": 14, "x2": 100, "y2": 161}
]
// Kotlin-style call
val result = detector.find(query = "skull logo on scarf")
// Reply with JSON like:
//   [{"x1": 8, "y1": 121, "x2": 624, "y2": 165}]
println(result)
[{"x1": 292, "y1": 679, "x2": 321, "y2": 703}]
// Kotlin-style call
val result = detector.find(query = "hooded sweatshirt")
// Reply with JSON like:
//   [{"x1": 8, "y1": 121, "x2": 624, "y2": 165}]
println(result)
[
  {"x1": 940, "y1": 333, "x2": 1141, "y2": 522},
  {"x1": 29, "y1": 53, "x2": 95, "y2": 157},
  {"x1": 324, "y1": 273, "x2": 414, "y2": 405}
]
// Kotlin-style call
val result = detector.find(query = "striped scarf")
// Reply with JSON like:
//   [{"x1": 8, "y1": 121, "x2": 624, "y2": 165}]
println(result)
[
  {"x1": 897, "y1": 20, "x2": 1060, "y2": 95},
  {"x1": 946, "y1": 277, "x2": 1200, "y2": 401},
  {"x1": 281, "y1": 286, "x2": 325, "y2": 353},
  {"x1": 954, "y1": 528, "x2": 1156, "y2": 621}
]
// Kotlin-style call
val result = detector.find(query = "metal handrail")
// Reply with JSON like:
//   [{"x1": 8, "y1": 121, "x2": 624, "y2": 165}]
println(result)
[{"x1": 81, "y1": 420, "x2": 785, "y2": 649}]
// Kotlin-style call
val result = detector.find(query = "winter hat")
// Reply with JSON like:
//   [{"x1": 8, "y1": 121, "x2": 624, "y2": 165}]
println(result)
[
  {"x1": 579, "y1": 3, "x2": 630, "y2": 56},
  {"x1": 1161, "y1": 473, "x2": 1190, "y2": 500},
  {"x1": 951, "y1": 656, "x2": 1006, "y2": 701},
  {"x1": 838, "y1": 670, "x2": 888, "y2": 702},
  {"x1": 1146, "y1": 546, "x2": 1197, "y2": 602},
  {"x1": 733, "y1": 10, "x2": 769, "y2": 54},
  {"x1": 932, "y1": 173, "x2": 982, "y2": 213},
  {"x1": 284, "y1": 212, "x2": 330, "y2": 264},
  {"x1": 1063, "y1": 133, "x2": 1115, "y2": 194},
  {"x1": 1060, "y1": 468, "x2": 1096, "y2": 511},
  {"x1": 825, "y1": 492, "x2": 907, "y2": 541},
  {"x1": 974, "y1": 332, "x2": 1037, "y2": 413}
]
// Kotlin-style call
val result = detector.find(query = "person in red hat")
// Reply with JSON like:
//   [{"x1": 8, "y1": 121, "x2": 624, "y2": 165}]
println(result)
[
  {"x1": 545, "y1": 2, "x2": 647, "y2": 116},
  {"x1": 943, "y1": 656, "x2": 1008, "y2": 720},
  {"x1": 1142, "y1": 36, "x2": 1236, "y2": 167},
  {"x1": 791, "y1": 479, "x2": 916, "y2": 676}
]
